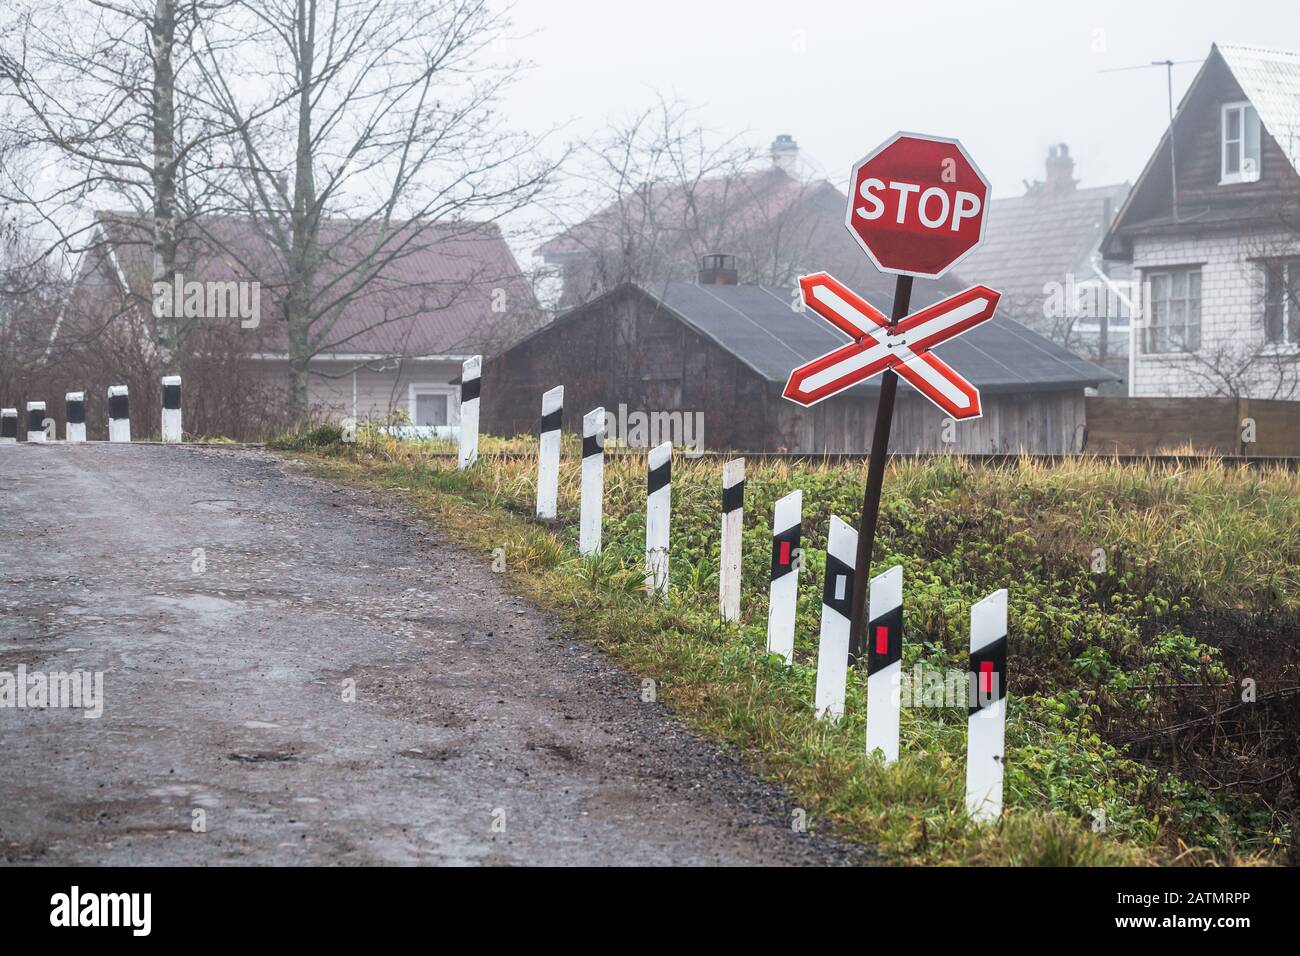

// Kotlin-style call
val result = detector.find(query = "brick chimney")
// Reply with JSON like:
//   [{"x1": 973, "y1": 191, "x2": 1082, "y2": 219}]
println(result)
[
  {"x1": 770, "y1": 134, "x2": 799, "y2": 175},
  {"x1": 1044, "y1": 143, "x2": 1077, "y2": 194},
  {"x1": 698, "y1": 253, "x2": 739, "y2": 286}
]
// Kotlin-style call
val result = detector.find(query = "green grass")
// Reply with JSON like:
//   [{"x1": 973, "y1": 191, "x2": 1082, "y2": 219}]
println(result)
[{"x1": 274, "y1": 428, "x2": 1300, "y2": 865}]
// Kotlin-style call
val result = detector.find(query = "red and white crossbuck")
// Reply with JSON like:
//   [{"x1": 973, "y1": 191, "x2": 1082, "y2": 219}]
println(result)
[{"x1": 783, "y1": 273, "x2": 1001, "y2": 420}]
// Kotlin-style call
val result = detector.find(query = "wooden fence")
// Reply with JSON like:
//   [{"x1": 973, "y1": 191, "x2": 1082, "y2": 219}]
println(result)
[{"x1": 1085, "y1": 397, "x2": 1300, "y2": 456}]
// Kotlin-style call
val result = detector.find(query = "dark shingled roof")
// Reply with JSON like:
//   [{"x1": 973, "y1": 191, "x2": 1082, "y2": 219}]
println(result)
[{"x1": 643, "y1": 281, "x2": 1117, "y2": 394}]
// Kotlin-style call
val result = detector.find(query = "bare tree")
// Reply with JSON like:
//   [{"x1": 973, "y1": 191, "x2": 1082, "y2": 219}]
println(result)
[
  {"x1": 0, "y1": 0, "x2": 240, "y2": 364},
  {"x1": 192, "y1": 0, "x2": 556, "y2": 420}
]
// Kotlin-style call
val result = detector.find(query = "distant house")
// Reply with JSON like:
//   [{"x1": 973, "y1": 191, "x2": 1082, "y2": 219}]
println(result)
[
  {"x1": 1102, "y1": 43, "x2": 1300, "y2": 399},
  {"x1": 60, "y1": 213, "x2": 537, "y2": 434},
  {"x1": 538, "y1": 134, "x2": 969, "y2": 316},
  {"x1": 955, "y1": 145, "x2": 1132, "y2": 392},
  {"x1": 480, "y1": 259, "x2": 1117, "y2": 455}
]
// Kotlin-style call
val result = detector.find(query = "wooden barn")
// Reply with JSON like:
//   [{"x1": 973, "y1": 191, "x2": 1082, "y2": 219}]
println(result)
[{"x1": 480, "y1": 258, "x2": 1117, "y2": 454}]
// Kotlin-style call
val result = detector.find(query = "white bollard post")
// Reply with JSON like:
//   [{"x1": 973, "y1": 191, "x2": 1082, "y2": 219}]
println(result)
[
  {"x1": 65, "y1": 393, "x2": 86, "y2": 443},
  {"x1": 765, "y1": 489, "x2": 802, "y2": 663},
  {"x1": 719, "y1": 458, "x2": 744, "y2": 623},
  {"x1": 108, "y1": 385, "x2": 131, "y2": 443},
  {"x1": 25, "y1": 402, "x2": 48, "y2": 443},
  {"x1": 644, "y1": 441, "x2": 672, "y2": 596},
  {"x1": 536, "y1": 385, "x2": 563, "y2": 520},
  {"x1": 814, "y1": 515, "x2": 857, "y2": 720},
  {"x1": 161, "y1": 375, "x2": 182, "y2": 443},
  {"x1": 966, "y1": 588, "x2": 1008, "y2": 823},
  {"x1": 579, "y1": 407, "x2": 605, "y2": 556},
  {"x1": 865, "y1": 565, "x2": 904, "y2": 762},
  {"x1": 458, "y1": 355, "x2": 481, "y2": 469},
  {"x1": 0, "y1": 408, "x2": 16, "y2": 444}
]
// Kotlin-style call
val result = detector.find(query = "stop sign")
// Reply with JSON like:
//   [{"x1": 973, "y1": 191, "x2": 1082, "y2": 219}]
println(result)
[{"x1": 845, "y1": 132, "x2": 990, "y2": 279}]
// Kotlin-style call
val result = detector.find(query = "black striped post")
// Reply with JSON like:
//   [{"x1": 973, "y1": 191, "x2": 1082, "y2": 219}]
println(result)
[
  {"x1": 865, "y1": 565, "x2": 903, "y2": 762},
  {"x1": 26, "y1": 402, "x2": 48, "y2": 443},
  {"x1": 161, "y1": 376, "x2": 182, "y2": 443},
  {"x1": 814, "y1": 515, "x2": 857, "y2": 720},
  {"x1": 765, "y1": 489, "x2": 802, "y2": 662},
  {"x1": 966, "y1": 589, "x2": 1008, "y2": 822},
  {"x1": 107, "y1": 385, "x2": 130, "y2": 443},
  {"x1": 458, "y1": 356, "x2": 481, "y2": 469},
  {"x1": 1, "y1": 408, "x2": 17, "y2": 444},
  {"x1": 65, "y1": 392, "x2": 86, "y2": 442},
  {"x1": 719, "y1": 458, "x2": 744, "y2": 622},
  {"x1": 580, "y1": 407, "x2": 605, "y2": 555},
  {"x1": 536, "y1": 385, "x2": 563, "y2": 519},
  {"x1": 645, "y1": 441, "x2": 672, "y2": 596}
]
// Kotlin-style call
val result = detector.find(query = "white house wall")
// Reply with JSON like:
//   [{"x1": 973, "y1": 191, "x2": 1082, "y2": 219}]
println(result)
[
  {"x1": 1131, "y1": 228, "x2": 1300, "y2": 398},
  {"x1": 252, "y1": 359, "x2": 464, "y2": 423}
]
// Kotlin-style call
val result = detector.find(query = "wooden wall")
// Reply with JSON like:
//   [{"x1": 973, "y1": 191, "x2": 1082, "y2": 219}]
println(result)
[
  {"x1": 1085, "y1": 396, "x2": 1300, "y2": 455},
  {"x1": 773, "y1": 389, "x2": 1086, "y2": 454}
]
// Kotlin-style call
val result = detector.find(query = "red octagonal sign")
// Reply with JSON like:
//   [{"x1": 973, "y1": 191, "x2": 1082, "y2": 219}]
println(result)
[{"x1": 846, "y1": 132, "x2": 990, "y2": 280}]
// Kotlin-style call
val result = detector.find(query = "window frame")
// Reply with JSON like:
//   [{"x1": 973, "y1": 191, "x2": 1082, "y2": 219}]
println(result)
[
  {"x1": 407, "y1": 383, "x2": 459, "y2": 429},
  {"x1": 1263, "y1": 259, "x2": 1300, "y2": 352},
  {"x1": 1220, "y1": 101, "x2": 1262, "y2": 185},
  {"x1": 1141, "y1": 266, "x2": 1202, "y2": 355}
]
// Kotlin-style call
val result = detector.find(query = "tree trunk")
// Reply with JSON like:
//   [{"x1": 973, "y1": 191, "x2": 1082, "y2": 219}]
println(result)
[
  {"x1": 285, "y1": 0, "x2": 318, "y2": 423},
  {"x1": 151, "y1": 0, "x2": 179, "y2": 369}
]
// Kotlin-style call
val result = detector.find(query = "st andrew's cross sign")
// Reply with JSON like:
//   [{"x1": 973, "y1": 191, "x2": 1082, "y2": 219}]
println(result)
[{"x1": 783, "y1": 131, "x2": 1000, "y2": 664}]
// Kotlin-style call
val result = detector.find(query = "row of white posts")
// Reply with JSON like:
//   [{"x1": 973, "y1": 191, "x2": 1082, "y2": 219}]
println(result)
[
  {"x1": 748, "y1": 476, "x2": 1006, "y2": 822},
  {"x1": 490, "y1": 381, "x2": 1009, "y2": 823},
  {"x1": 1, "y1": 378, "x2": 183, "y2": 444}
]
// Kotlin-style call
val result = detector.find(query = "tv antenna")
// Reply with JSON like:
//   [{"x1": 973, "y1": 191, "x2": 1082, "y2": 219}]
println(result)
[{"x1": 1100, "y1": 58, "x2": 1200, "y2": 222}]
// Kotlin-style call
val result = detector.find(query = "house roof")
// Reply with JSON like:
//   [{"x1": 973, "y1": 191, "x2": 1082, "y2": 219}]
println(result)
[
  {"x1": 80, "y1": 212, "x2": 535, "y2": 358},
  {"x1": 539, "y1": 163, "x2": 969, "y2": 311},
  {"x1": 555, "y1": 281, "x2": 1116, "y2": 394},
  {"x1": 1103, "y1": 43, "x2": 1300, "y2": 256},
  {"x1": 1218, "y1": 44, "x2": 1300, "y2": 177},
  {"x1": 953, "y1": 182, "x2": 1132, "y2": 326}
]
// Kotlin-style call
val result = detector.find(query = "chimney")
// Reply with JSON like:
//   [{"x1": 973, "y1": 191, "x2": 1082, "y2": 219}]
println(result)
[
  {"x1": 770, "y1": 134, "x2": 799, "y2": 175},
  {"x1": 1044, "y1": 143, "x2": 1077, "y2": 194},
  {"x1": 698, "y1": 253, "x2": 739, "y2": 286}
]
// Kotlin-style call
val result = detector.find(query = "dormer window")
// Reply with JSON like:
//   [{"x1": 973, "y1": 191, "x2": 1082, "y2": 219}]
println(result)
[{"x1": 1221, "y1": 101, "x2": 1261, "y2": 184}]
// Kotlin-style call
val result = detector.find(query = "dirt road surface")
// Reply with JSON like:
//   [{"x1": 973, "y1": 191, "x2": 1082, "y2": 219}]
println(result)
[{"x1": 0, "y1": 444, "x2": 858, "y2": 866}]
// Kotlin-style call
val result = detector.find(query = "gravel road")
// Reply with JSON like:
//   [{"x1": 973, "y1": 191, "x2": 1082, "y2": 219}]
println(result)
[{"x1": 0, "y1": 444, "x2": 859, "y2": 865}]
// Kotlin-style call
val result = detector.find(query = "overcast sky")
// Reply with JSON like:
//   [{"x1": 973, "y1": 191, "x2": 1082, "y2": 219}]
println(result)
[{"x1": 500, "y1": 0, "x2": 1299, "y2": 201}]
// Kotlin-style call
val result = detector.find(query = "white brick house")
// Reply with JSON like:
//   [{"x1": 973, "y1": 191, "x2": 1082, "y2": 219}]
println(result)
[{"x1": 1103, "y1": 44, "x2": 1300, "y2": 399}]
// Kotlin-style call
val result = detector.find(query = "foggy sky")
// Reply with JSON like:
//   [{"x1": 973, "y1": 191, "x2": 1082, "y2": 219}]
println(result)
[{"x1": 500, "y1": 0, "x2": 1299, "y2": 200}]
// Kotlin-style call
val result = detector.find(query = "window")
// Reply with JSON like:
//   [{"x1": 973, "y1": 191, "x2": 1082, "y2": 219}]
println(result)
[
  {"x1": 1264, "y1": 259, "x2": 1300, "y2": 348},
  {"x1": 1143, "y1": 267, "x2": 1201, "y2": 354},
  {"x1": 413, "y1": 392, "x2": 449, "y2": 427},
  {"x1": 1221, "y1": 101, "x2": 1262, "y2": 184}
]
